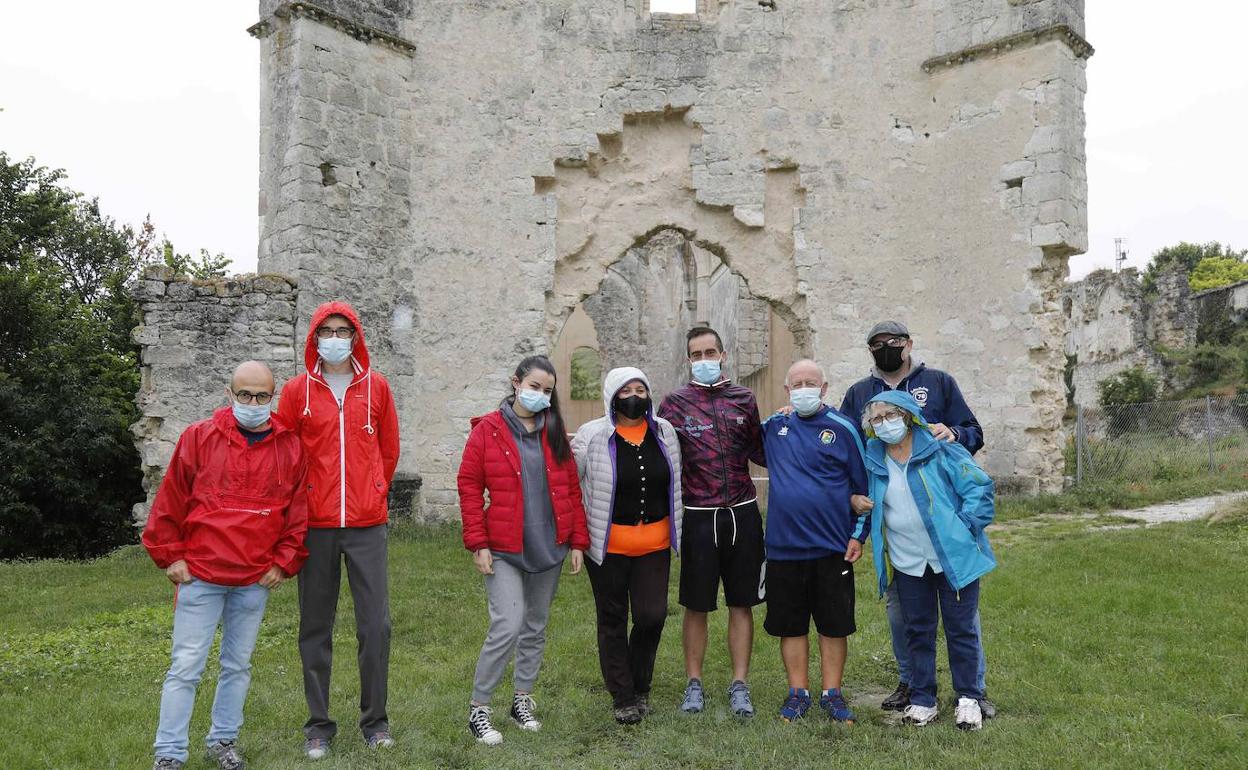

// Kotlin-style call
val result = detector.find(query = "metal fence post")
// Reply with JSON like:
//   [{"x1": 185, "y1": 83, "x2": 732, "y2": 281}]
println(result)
[
  {"x1": 1206, "y1": 395, "x2": 1216, "y2": 474},
  {"x1": 1076, "y1": 404, "x2": 1084, "y2": 484}
]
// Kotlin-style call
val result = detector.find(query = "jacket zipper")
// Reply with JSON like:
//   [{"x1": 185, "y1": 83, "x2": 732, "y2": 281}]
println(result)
[
  {"x1": 917, "y1": 465, "x2": 960, "y2": 592},
  {"x1": 230, "y1": 507, "x2": 272, "y2": 516},
  {"x1": 710, "y1": 388, "x2": 731, "y2": 505},
  {"x1": 338, "y1": 399, "x2": 347, "y2": 528}
]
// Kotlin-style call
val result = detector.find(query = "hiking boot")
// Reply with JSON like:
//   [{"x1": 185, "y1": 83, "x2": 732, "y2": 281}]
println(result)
[
  {"x1": 955, "y1": 697, "x2": 983, "y2": 731},
  {"x1": 779, "y1": 687, "x2": 812, "y2": 722},
  {"x1": 614, "y1": 703, "x2": 642, "y2": 725},
  {"x1": 979, "y1": 696, "x2": 997, "y2": 719},
  {"x1": 206, "y1": 740, "x2": 245, "y2": 770},
  {"x1": 902, "y1": 703, "x2": 939, "y2": 726},
  {"x1": 510, "y1": 693, "x2": 542, "y2": 731},
  {"x1": 881, "y1": 682, "x2": 911, "y2": 711},
  {"x1": 469, "y1": 704, "x2": 503, "y2": 745},
  {"x1": 635, "y1": 693, "x2": 652, "y2": 717},
  {"x1": 303, "y1": 737, "x2": 329, "y2": 760},
  {"x1": 819, "y1": 688, "x2": 855, "y2": 724},
  {"x1": 365, "y1": 731, "x2": 395, "y2": 749},
  {"x1": 727, "y1": 680, "x2": 755, "y2": 717},
  {"x1": 680, "y1": 678, "x2": 705, "y2": 713},
  {"x1": 153, "y1": 759, "x2": 184, "y2": 770}
]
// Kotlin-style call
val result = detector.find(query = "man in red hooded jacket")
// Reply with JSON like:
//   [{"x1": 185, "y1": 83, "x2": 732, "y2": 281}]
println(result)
[
  {"x1": 276, "y1": 301, "x2": 401, "y2": 759},
  {"x1": 144, "y1": 360, "x2": 308, "y2": 770}
]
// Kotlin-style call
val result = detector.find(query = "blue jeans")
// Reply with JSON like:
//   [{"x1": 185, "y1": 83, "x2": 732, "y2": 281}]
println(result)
[
  {"x1": 886, "y1": 577, "x2": 986, "y2": 693},
  {"x1": 891, "y1": 568, "x2": 983, "y2": 707},
  {"x1": 153, "y1": 580, "x2": 269, "y2": 762}
]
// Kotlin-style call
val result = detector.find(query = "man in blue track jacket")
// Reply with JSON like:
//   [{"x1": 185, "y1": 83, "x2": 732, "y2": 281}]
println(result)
[
  {"x1": 762, "y1": 359, "x2": 869, "y2": 725},
  {"x1": 839, "y1": 320, "x2": 993, "y2": 717}
]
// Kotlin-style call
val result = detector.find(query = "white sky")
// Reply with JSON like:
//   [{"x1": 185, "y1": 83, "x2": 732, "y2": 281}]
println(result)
[{"x1": 2, "y1": 2, "x2": 1245, "y2": 278}]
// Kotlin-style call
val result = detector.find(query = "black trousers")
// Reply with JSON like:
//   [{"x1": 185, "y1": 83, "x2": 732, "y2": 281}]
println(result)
[
  {"x1": 298, "y1": 525, "x2": 391, "y2": 740},
  {"x1": 586, "y1": 548, "x2": 671, "y2": 708}
]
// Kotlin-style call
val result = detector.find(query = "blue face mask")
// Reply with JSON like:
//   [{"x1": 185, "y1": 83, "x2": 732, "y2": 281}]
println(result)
[
  {"x1": 318, "y1": 337, "x2": 352, "y2": 365},
  {"x1": 691, "y1": 359, "x2": 722, "y2": 385},
  {"x1": 516, "y1": 388, "x2": 551, "y2": 413},
  {"x1": 233, "y1": 402, "x2": 272, "y2": 430},
  {"x1": 876, "y1": 416, "x2": 909, "y2": 445},
  {"x1": 789, "y1": 387, "x2": 824, "y2": 417}
]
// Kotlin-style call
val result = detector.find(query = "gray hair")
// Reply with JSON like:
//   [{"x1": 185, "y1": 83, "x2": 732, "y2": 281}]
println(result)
[
  {"x1": 861, "y1": 400, "x2": 906, "y2": 432},
  {"x1": 784, "y1": 358, "x2": 826, "y2": 387}
]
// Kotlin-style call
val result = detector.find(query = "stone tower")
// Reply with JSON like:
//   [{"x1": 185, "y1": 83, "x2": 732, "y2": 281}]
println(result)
[{"x1": 133, "y1": 0, "x2": 1091, "y2": 521}]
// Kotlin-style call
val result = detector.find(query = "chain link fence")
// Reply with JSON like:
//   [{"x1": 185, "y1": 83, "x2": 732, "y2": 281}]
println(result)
[{"x1": 1072, "y1": 394, "x2": 1248, "y2": 485}]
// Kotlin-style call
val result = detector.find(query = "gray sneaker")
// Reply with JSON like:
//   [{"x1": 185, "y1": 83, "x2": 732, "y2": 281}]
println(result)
[
  {"x1": 727, "y1": 680, "x2": 755, "y2": 717},
  {"x1": 206, "y1": 740, "x2": 245, "y2": 770},
  {"x1": 680, "y1": 678, "x2": 705, "y2": 713},
  {"x1": 153, "y1": 759, "x2": 184, "y2": 770}
]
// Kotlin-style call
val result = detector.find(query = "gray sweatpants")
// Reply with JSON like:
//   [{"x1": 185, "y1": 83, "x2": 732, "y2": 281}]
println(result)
[
  {"x1": 471, "y1": 558, "x2": 562, "y2": 704},
  {"x1": 298, "y1": 525, "x2": 391, "y2": 740}
]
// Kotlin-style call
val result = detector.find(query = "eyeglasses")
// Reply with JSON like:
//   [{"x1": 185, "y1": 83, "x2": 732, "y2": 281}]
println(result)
[
  {"x1": 868, "y1": 336, "x2": 908, "y2": 352},
  {"x1": 867, "y1": 410, "x2": 905, "y2": 427},
  {"x1": 233, "y1": 390, "x2": 274, "y2": 405},
  {"x1": 316, "y1": 326, "x2": 355, "y2": 340}
]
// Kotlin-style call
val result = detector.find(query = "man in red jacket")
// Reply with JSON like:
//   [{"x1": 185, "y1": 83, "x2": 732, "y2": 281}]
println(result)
[
  {"x1": 276, "y1": 301, "x2": 401, "y2": 759},
  {"x1": 144, "y1": 360, "x2": 309, "y2": 770}
]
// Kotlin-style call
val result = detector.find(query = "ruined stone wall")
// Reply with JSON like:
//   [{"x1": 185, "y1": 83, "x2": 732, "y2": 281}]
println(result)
[
  {"x1": 131, "y1": 267, "x2": 299, "y2": 521},
  {"x1": 228, "y1": 0, "x2": 1092, "y2": 515}
]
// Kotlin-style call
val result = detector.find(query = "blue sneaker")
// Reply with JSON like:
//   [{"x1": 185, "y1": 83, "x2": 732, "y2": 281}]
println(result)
[
  {"x1": 820, "y1": 689, "x2": 855, "y2": 723},
  {"x1": 680, "y1": 678, "x2": 705, "y2": 713},
  {"x1": 779, "y1": 687, "x2": 812, "y2": 722}
]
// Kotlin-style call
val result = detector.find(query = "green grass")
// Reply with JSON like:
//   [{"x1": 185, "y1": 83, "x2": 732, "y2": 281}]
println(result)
[{"x1": 2, "y1": 518, "x2": 1247, "y2": 769}]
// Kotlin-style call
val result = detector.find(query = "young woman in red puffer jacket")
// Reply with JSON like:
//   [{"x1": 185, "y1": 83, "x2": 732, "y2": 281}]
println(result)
[{"x1": 457, "y1": 355, "x2": 589, "y2": 745}]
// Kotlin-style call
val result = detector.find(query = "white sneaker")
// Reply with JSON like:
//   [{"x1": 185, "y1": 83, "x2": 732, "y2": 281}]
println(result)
[
  {"x1": 510, "y1": 693, "x2": 542, "y2": 731},
  {"x1": 469, "y1": 704, "x2": 504, "y2": 745},
  {"x1": 902, "y1": 703, "x2": 940, "y2": 726},
  {"x1": 955, "y1": 697, "x2": 983, "y2": 731}
]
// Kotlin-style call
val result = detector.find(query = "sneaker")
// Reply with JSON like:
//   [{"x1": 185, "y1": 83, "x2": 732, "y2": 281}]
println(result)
[
  {"x1": 365, "y1": 731, "x2": 395, "y2": 749},
  {"x1": 206, "y1": 740, "x2": 245, "y2": 770},
  {"x1": 727, "y1": 680, "x2": 755, "y2": 718},
  {"x1": 903, "y1": 703, "x2": 939, "y2": 726},
  {"x1": 955, "y1": 696, "x2": 983, "y2": 731},
  {"x1": 819, "y1": 689, "x2": 855, "y2": 724},
  {"x1": 636, "y1": 693, "x2": 652, "y2": 717},
  {"x1": 153, "y1": 759, "x2": 184, "y2": 770},
  {"x1": 510, "y1": 693, "x2": 541, "y2": 731},
  {"x1": 469, "y1": 704, "x2": 503, "y2": 745},
  {"x1": 881, "y1": 682, "x2": 911, "y2": 711},
  {"x1": 779, "y1": 687, "x2": 812, "y2": 722},
  {"x1": 979, "y1": 697, "x2": 997, "y2": 719},
  {"x1": 614, "y1": 703, "x2": 642, "y2": 725},
  {"x1": 303, "y1": 737, "x2": 330, "y2": 760},
  {"x1": 680, "y1": 678, "x2": 704, "y2": 713}
]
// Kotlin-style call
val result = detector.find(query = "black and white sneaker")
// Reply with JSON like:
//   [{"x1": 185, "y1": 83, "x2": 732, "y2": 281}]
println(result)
[
  {"x1": 206, "y1": 740, "x2": 245, "y2": 770},
  {"x1": 955, "y1": 697, "x2": 983, "y2": 731},
  {"x1": 510, "y1": 693, "x2": 541, "y2": 731},
  {"x1": 153, "y1": 758, "x2": 184, "y2": 770},
  {"x1": 881, "y1": 682, "x2": 911, "y2": 711},
  {"x1": 979, "y1": 697, "x2": 997, "y2": 719},
  {"x1": 469, "y1": 704, "x2": 503, "y2": 745}
]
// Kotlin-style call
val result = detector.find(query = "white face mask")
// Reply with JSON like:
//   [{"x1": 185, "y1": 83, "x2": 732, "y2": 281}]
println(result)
[
  {"x1": 789, "y1": 387, "x2": 824, "y2": 417},
  {"x1": 318, "y1": 337, "x2": 352, "y2": 365},
  {"x1": 875, "y1": 417, "x2": 909, "y2": 445}
]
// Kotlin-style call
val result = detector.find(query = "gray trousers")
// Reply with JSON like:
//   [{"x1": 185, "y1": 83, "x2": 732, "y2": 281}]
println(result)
[
  {"x1": 298, "y1": 525, "x2": 391, "y2": 740},
  {"x1": 471, "y1": 558, "x2": 562, "y2": 704}
]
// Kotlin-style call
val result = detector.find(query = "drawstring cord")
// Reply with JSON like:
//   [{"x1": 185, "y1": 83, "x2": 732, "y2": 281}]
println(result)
[
  {"x1": 711, "y1": 506, "x2": 739, "y2": 548},
  {"x1": 363, "y1": 369, "x2": 375, "y2": 435}
]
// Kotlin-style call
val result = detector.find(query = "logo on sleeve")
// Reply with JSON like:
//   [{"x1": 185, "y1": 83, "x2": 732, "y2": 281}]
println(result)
[
  {"x1": 819, "y1": 429, "x2": 836, "y2": 445},
  {"x1": 910, "y1": 386, "x2": 929, "y2": 408}
]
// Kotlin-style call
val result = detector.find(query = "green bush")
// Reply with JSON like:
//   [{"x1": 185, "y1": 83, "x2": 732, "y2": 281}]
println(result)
[{"x1": 1098, "y1": 367, "x2": 1159, "y2": 407}]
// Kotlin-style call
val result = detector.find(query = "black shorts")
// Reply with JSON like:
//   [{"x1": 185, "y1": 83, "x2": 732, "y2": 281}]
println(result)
[
  {"x1": 763, "y1": 554, "x2": 856, "y2": 638},
  {"x1": 677, "y1": 500, "x2": 766, "y2": 612}
]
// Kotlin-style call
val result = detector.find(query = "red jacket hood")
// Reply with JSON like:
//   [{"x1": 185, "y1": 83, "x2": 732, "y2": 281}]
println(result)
[
  {"x1": 304, "y1": 301, "x2": 372, "y2": 376},
  {"x1": 470, "y1": 411, "x2": 506, "y2": 431}
]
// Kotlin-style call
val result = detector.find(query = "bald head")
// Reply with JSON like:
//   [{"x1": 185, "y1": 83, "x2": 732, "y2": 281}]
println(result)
[
  {"x1": 785, "y1": 359, "x2": 825, "y2": 389},
  {"x1": 230, "y1": 360, "x2": 275, "y2": 393}
]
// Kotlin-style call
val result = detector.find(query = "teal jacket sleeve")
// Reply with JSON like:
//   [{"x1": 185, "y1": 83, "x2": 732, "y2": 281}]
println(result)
[{"x1": 938, "y1": 441, "x2": 995, "y2": 533}]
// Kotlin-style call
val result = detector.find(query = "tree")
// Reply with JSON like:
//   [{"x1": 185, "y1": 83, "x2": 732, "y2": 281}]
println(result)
[
  {"x1": 1098, "y1": 367, "x2": 1158, "y2": 407},
  {"x1": 1188, "y1": 255, "x2": 1248, "y2": 293},
  {"x1": 1141, "y1": 241, "x2": 1247, "y2": 293},
  {"x1": 0, "y1": 153, "x2": 149, "y2": 558}
]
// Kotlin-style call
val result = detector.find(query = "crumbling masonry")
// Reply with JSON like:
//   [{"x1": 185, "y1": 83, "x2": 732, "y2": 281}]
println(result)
[{"x1": 133, "y1": 0, "x2": 1092, "y2": 520}]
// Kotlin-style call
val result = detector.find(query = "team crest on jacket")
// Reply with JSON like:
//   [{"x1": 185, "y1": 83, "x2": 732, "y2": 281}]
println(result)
[
  {"x1": 819, "y1": 429, "x2": 836, "y2": 445},
  {"x1": 910, "y1": 386, "x2": 930, "y2": 407}
]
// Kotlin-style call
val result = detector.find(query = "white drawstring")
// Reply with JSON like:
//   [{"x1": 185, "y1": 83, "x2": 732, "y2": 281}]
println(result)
[
  {"x1": 711, "y1": 506, "x2": 739, "y2": 548},
  {"x1": 363, "y1": 369, "x2": 375, "y2": 435}
]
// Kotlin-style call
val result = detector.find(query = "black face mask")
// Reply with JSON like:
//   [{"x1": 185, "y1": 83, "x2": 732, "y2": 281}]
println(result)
[
  {"x1": 872, "y1": 345, "x2": 905, "y2": 373},
  {"x1": 614, "y1": 395, "x2": 650, "y2": 420}
]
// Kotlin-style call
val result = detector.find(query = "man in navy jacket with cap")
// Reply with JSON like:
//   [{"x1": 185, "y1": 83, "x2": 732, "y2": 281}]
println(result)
[{"x1": 839, "y1": 320, "x2": 993, "y2": 718}]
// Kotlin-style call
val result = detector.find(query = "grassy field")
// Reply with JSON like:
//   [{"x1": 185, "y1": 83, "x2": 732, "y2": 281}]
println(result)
[{"x1": 2, "y1": 509, "x2": 1247, "y2": 769}]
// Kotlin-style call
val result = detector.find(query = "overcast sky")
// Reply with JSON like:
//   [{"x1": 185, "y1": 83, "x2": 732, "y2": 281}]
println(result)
[{"x1": 2, "y1": 2, "x2": 1245, "y2": 278}]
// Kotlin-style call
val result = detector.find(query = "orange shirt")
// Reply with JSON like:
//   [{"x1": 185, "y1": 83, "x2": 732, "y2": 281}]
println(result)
[{"x1": 608, "y1": 421, "x2": 670, "y2": 556}]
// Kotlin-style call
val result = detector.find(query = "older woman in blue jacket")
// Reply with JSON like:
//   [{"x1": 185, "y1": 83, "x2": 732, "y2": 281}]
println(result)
[{"x1": 860, "y1": 390, "x2": 995, "y2": 731}]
